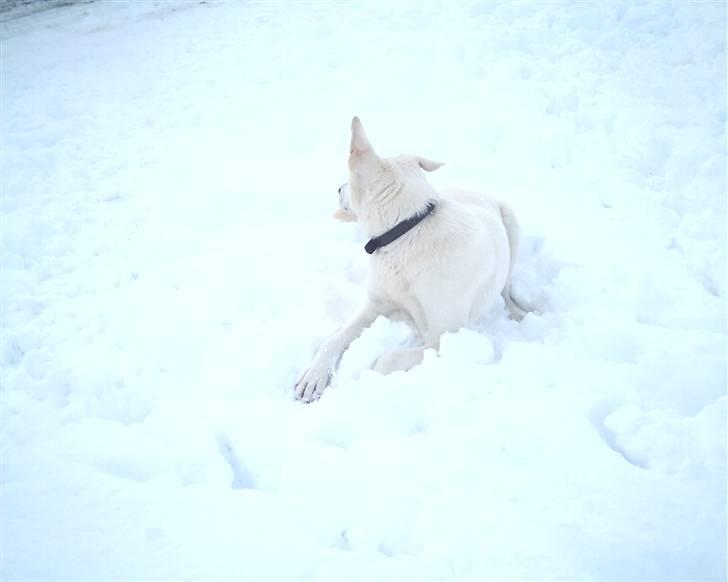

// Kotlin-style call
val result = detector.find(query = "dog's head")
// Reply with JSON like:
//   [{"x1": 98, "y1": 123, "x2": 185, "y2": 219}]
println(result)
[{"x1": 335, "y1": 117, "x2": 443, "y2": 223}]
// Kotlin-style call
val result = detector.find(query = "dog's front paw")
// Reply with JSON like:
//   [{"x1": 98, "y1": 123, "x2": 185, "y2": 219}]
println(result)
[{"x1": 294, "y1": 365, "x2": 332, "y2": 403}]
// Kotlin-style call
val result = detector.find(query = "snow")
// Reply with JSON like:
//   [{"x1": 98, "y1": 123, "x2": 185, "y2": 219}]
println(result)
[{"x1": 1, "y1": 1, "x2": 726, "y2": 580}]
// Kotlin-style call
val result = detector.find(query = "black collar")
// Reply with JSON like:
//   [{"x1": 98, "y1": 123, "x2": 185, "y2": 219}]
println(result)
[{"x1": 364, "y1": 201, "x2": 437, "y2": 255}]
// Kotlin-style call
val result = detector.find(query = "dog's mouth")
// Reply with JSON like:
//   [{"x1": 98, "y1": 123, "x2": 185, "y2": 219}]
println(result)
[{"x1": 332, "y1": 207, "x2": 356, "y2": 222}]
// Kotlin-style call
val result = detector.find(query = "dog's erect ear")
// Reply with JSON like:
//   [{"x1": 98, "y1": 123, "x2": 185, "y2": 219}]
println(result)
[
  {"x1": 350, "y1": 116, "x2": 376, "y2": 155},
  {"x1": 416, "y1": 156, "x2": 444, "y2": 172}
]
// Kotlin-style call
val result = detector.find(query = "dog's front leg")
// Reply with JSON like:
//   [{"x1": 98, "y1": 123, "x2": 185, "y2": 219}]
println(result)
[{"x1": 295, "y1": 304, "x2": 379, "y2": 402}]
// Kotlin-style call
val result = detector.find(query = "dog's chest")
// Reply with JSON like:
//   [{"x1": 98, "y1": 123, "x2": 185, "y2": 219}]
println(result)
[{"x1": 369, "y1": 254, "x2": 418, "y2": 299}]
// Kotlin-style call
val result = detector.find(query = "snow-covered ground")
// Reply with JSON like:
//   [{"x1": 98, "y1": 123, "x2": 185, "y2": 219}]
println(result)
[{"x1": 1, "y1": 1, "x2": 725, "y2": 580}]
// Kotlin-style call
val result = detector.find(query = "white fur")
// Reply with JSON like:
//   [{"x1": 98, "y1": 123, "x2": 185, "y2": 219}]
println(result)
[{"x1": 295, "y1": 117, "x2": 525, "y2": 402}]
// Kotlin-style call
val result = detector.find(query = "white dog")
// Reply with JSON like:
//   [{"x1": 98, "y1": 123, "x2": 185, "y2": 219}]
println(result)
[{"x1": 295, "y1": 117, "x2": 526, "y2": 402}]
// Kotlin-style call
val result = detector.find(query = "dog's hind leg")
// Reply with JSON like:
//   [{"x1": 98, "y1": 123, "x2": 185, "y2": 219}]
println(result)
[
  {"x1": 498, "y1": 202, "x2": 528, "y2": 321},
  {"x1": 371, "y1": 299, "x2": 472, "y2": 375},
  {"x1": 372, "y1": 346, "x2": 428, "y2": 375}
]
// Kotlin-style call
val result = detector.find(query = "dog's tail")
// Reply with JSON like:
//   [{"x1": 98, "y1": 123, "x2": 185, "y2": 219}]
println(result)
[{"x1": 499, "y1": 202, "x2": 528, "y2": 321}]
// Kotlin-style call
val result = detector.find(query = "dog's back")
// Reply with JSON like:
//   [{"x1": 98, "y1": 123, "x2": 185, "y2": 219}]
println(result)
[{"x1": 446, "y1": 190, "x2": 527, "y2": 321}]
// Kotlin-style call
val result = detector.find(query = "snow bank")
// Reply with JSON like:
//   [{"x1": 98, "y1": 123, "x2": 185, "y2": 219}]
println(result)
[{"x1": 1, "y1": 1, "x2": 725, "y2": 580}]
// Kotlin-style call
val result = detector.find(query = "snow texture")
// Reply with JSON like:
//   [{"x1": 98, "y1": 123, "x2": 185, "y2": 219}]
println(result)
[{"x1": 1, "y1": 1, "x2": 726, "y2": 580}]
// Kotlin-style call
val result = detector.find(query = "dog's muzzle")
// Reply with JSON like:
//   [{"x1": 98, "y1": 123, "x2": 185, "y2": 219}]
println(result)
[{"x1": 338, "y1": 182, "x2": 352, "y2": 212}]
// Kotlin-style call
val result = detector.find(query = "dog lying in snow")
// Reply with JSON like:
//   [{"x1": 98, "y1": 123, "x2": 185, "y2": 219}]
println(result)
[{"x1": 295, "y1": 117, "x2": 526, "y2": 402}]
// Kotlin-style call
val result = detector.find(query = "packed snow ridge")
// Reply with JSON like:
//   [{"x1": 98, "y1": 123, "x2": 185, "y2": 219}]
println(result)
[{"x1": 1, "y1": 1, "x2": 725, "y2": 580}]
